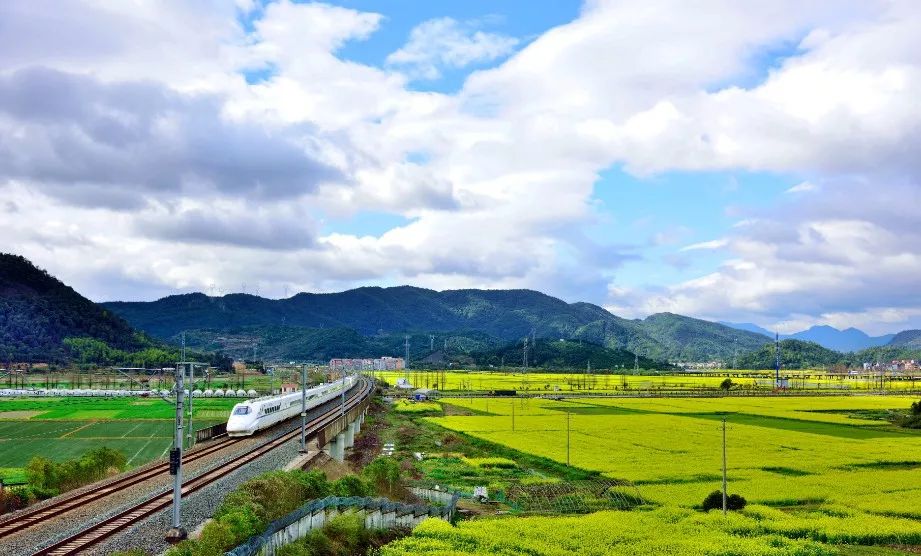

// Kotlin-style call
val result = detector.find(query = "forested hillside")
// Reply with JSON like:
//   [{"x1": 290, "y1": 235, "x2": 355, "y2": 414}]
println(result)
[
  {"x1": 735, "y1": 339, "x2": 843, "y2": 369},
  {"x1": 0, "y1": 254, "x2": 147, "y2": 362},
  {"x1": 178, "y1": 326, "x2": 668, "y2": 370},
  {"x1": 105, "y1": 289, "x2": 768, "y2": 361}
]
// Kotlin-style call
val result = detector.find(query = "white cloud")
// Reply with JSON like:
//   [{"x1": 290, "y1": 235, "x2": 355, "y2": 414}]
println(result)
[
  {"x1": 386, "y1": 18, "x2": 518, "y2": 80},
  {"x1": 680, "y1": 238, "x2": 729, "y2": 252},
  {"x1": 0, "y1": 0, "x2": 919, "y2": 337},
  {"x1": 786, "y1": 181, "x2": 818, "y2": 194}
]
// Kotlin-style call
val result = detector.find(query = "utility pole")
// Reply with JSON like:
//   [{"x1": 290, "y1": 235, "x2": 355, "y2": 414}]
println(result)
[
  {"x1": 566, "y1": 409, "x2": 571, "y2": 466},
  {"x1": 300, "y1": 364, "x2": 307, "y2": 453},
  {"x1": 774, "y1": 332, "x2": 781, "y2": 389},
  {"x1": 511, "y1": 403, "x2": 515, "y2": 431},
  {"x1": 635, "y1": 353, "x2": 639, "y2": 373},
  {"x1": 186, "y1": 363, "x2": 194, "y2": 450},
  {"x1": 722, "y1": 418, "x2": 728, "y2": 516},
  {"x1": 340, "y1": 367, "x2": 346, "y2": 418},
  {"x1": 166, "y1": 364, "x2": 187, "y2": 542}
]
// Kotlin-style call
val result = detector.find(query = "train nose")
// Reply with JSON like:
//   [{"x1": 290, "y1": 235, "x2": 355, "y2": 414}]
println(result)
[{"x1": 226, "y1": 416, "x2": 254, "y2": 435}]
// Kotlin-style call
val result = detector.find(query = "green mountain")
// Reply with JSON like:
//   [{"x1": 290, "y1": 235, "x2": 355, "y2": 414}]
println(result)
[
  {"x1": 888, "y1": 330, "x2": 921, "y2": 348},
  {"x1": 0, "y1": 253, "x2": 148, "y2": 362},
  {"x1": 638, "y1": 312, "x2": 767, "y2": 361},
  {"x1": 735, "y1": 339, "x2": 843, "y2": 369},
  {"x1": 179, "y1": 325, "x2": 668, "y2": 370},
  {"x1": 104, "y1": 289, "x2": 769, "y2": 362}
]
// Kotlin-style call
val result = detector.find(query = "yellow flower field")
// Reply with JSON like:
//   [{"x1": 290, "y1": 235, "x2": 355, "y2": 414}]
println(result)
[{"x1": 428, "y1": 396, "x2": 921, "y2": 514}]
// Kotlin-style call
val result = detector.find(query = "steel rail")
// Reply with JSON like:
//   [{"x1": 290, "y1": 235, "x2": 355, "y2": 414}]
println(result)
[
  {"x1": 0, "y1": 435, "x2": 243, "y2": 539},
  {"x1": 32, "y1": 377, "x2": 373, "y2": 556}
]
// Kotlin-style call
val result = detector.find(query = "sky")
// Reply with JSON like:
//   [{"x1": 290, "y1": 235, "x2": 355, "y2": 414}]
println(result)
[{"x1": 0, "y1": 0, "x2": 919, "y2": 335}]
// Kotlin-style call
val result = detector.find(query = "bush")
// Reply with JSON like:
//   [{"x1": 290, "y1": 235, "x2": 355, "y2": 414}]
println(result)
[
  {"x1": 197, "y1": 521, "x2": 237, "y2": 555},
  {"x1": 363, "y1": 457, "x2": 401, "y2": 495},
  {"x1": 897, "y1": 401, "x2": 921, "y2": 428},
  {"x1": 24, "y1": 447, "x2": 126, "y2": 497},
  {"x1": 293, "y1": 469, "x2": 332, "y2": 499},
  {"x1": 701, "y1": 490, "x2": 747, "y2": 511},
  {"x1": 720, "y1": 378, "x2": 734, "y2": 390},
  {"x1": 332, "y1": 475, "x2": 370, "y2": 497}
]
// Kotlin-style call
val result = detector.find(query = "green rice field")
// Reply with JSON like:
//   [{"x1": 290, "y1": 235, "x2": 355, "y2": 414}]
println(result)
[{"x1": 0, "y1": 397, "x2": 238, "y2": 483}]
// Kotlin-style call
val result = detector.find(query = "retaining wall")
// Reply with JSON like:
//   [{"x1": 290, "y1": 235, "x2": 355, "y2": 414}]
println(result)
[{"x1": 225, "y1": 495, "x2": 455, "y2": 556}]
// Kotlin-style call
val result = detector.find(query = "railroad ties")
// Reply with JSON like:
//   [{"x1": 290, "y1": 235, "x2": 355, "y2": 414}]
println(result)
[
  {"x1": 0, "y1": 436, "x2": 244, "y2": 539},
  {"x1": 29, "y1": 377, "x2": 374, "y2": 556}
]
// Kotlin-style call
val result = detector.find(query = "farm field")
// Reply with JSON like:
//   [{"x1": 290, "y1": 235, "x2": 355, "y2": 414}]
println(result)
[
  {"x1": 382, "y1": 506, "x2": 921, "y2": 555},
  {"x1": 0, "y1": 397, "x2": 237, "y2": 483},
  {"x1": 377, "y1": 370, "x2": 918, "y2": 393},
  {"x1": 429, "y1": 396, "x2": 921, "y2": 516}
]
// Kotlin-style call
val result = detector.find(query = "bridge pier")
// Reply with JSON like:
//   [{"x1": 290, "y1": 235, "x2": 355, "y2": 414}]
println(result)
[{"x1": 345, "y1": 422, "x2": 356, "y2": 448}]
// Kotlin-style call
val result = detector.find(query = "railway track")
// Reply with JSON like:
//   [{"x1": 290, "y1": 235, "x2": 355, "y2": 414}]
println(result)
[
  {"x1": 32, "y1": 377, "x2": 374, "y2": 556},
  {"x1": 0, "y1": 436, "x2": 245, "y2": 540}
]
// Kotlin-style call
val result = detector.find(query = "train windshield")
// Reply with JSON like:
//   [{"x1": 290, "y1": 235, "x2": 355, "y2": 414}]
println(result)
[{"x1": 232, "y1": 406, "x2": 251, "y2": 415}]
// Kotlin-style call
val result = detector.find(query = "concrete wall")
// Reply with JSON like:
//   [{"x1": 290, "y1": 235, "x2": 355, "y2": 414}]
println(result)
[{"x1": 256, "y1": 505, "x2": 445, "y2": 556}]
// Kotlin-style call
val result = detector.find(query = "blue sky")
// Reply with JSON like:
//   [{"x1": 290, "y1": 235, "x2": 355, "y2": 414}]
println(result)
[{"x1": 1, "y1": 0, "x2": 919, "y2": 335}]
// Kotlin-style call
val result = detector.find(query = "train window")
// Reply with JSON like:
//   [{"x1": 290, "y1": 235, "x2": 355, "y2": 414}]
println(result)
[{"x1": 233, "y1": 406, "x2": 251, "y2": 415}]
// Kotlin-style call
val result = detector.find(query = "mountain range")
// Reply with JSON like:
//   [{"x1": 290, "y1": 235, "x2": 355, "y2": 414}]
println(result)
[
  {"x1": 103, "y1": 289, "x2": 772, "y2": 362},
  {"x1": 721, "y1": 322, "x2": 901, "y2": 352},
  {"x1": 4, "y1": 252, "x2": 919, "y2": 368}
]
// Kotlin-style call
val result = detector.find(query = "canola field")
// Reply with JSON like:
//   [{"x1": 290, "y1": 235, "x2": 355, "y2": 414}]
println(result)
[
  {"x1": 382, "y1": 506, "x2": 921, "y2": 555},
  {"x1": 376, "y1": 370, "x2": 915, "y2": 393},
  {"x1": 386, "y1": 395, "x2": 921, "y2": 555},
  {"x1": 431, "y1": 396, "x2": 921, "y2": 513}
]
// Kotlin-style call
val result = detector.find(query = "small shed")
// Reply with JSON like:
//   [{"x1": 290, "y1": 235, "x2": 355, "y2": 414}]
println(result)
[{"x1": 413, "y1": 388, "x2": 434, "y2": 401}]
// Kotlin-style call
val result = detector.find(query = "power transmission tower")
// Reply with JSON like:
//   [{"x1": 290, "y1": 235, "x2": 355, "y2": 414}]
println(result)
[
  {"x1": 430, "y1": 335, "x2": 434, "y2": 351},
  {"x1": 404, "y1": 335, "x2": 410, "y2": 382},
  {"x1": 523, "y1": 337, "x2": 529, "y2": 371}
]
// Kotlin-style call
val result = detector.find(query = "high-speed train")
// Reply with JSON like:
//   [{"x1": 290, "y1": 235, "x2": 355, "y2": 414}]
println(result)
[{"x1": 226, "y1": 376, "x2": 357, "y2": 436}]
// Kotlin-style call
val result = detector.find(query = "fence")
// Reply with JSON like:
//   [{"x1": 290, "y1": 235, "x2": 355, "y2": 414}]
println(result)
[
  {"x1": 195, "y1": 422, "x2": 228, "y2": 443},
  {"x1": 225, "y1": 495, "x2": 458, "y2": 556}
]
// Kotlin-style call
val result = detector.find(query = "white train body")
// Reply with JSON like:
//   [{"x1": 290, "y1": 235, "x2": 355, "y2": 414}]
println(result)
[{"x1": 226, "y1": 376, "x2": 357, "y2": 437}]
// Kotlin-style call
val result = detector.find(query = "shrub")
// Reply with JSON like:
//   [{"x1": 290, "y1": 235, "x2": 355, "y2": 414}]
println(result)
[
  {"x1": 363, "y1": 457, "x2": 401, "y2": 495},
  {"x1": 292, "y1": 469, "x2": 332, "y2": 499},
  {"x1": 24, "y1": 447, "x2": 126, "y2": 496},
  {"x1": 702, "y1": 490, "x2": 747, "y2": 511},
  {"x1": 332, "y1": 475, "x2": 369, "y2": 497},
  {"x1": 324, "y1": 513, "x2": 369, "y2": 553},
  {"x1": 720, "y1": 378, "x2": 734, "y2": 390},
  {"x1": 197, "y1": 520, "x2": 237, "y2": 555}
]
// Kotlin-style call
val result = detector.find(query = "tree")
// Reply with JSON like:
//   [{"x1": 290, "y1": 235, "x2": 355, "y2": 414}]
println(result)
[
  {"x1": 720, "y1": 378, "x2": 733, "y2": 391},
  {"x1": 701, "y1": 490, "x2": 746, "y2": 511}
]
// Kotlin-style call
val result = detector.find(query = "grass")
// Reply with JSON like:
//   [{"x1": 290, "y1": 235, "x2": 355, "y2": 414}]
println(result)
[
  {"x1": 0, "y1": 397, "x2": 239, "y2": 420},
  {"x1": 0, "y1": 396, "x2": 239, "y2": 475}
]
